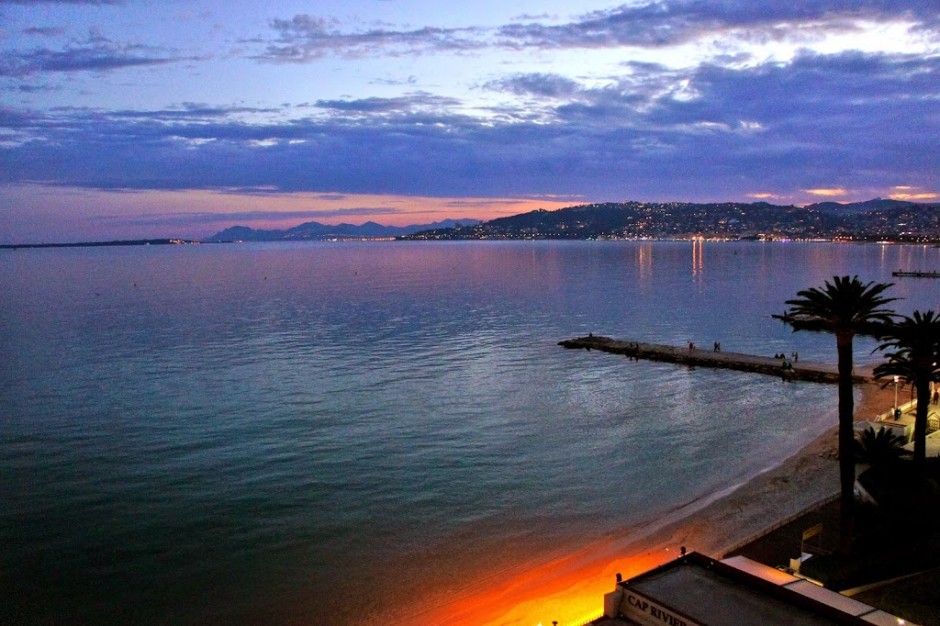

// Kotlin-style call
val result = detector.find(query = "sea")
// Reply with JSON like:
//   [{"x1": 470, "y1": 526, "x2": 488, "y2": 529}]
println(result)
[{"x1": 2, "y1": 240, "x2": 938, "y2": 625}]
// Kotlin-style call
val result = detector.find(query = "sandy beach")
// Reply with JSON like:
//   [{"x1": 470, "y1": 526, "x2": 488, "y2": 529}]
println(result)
[
  {"x1": 406, "y1": 380, "x2": 897, "y2": 626},
  {"x1": 645, "y1": 380, "x2": 896, "y2": 560}
]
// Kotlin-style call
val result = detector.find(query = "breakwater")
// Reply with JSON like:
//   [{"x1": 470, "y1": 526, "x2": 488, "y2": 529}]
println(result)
[
  {"x1": 891, "y1": 270, "x2": 940, "y2": 278},
  {"x1": 559, "y1": 336, "x2": 872, "y2": 384}
]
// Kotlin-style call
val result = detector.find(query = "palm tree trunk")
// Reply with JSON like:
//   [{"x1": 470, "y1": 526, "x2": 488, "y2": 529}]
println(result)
[
  {"x1": 836, "y1": 333, "x2": 855, "y2": 557},
  {"x1": 914, "y1": 373, "x2": 931, "y2": 476}
]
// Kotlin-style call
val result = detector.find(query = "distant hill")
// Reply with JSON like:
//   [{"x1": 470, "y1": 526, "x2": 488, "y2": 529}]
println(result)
[
  {"x1": 401, "y1": 199, "x2": 939, "y2": 243},
  {"x1": 205, "y1": 218, "x2": 481, "y2": 242},
  {"x1": 805, "y1": 198, "x2": 928, "y2": 215}
]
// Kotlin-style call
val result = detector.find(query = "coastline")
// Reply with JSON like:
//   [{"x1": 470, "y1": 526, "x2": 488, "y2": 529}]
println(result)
[
  {"x1": 662, "y1": 379, "x2": 894, "y2": 559},
  {"x1": 408, "y1": 380, "x2": 895, "y2": 626}
]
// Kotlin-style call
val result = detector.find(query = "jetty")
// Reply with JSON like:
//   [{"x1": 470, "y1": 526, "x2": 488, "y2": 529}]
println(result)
[
  {"x1": 559, "y1": 336, "x2": 872, "y2": 384},
  {"x1": 891, "y1": 270, "x2": 940, "y2": 278}
]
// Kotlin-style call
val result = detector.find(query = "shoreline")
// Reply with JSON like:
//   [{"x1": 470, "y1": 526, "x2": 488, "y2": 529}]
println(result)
[
  {"x1": 669, "y1": 379, "x2": 894, "y2": 559},
  {"x1": 406, "y1": 380, "x2": 896, "y2": 626}
]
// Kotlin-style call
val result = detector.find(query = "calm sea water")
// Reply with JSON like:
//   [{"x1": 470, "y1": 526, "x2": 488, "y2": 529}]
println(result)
[{"x1": 2, "y1": 241, "x2": 937, "y2": 624}]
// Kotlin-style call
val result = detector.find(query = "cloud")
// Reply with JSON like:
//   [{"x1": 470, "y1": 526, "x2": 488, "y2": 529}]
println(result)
[
  {"x1": 371, "y1": 75, "x2": 418, "y2": 87},
  {"x1": 5, "y1": 1, "x2": 122, "y2": 4},
  {"x1": 483, "y1": 73, "x2": 582, "y2": 98},
  {"x1": 803, "y1": 188, "x2": 850, "y2": 197},
  {"x1": 888, "y1": 186, "x2": 938, "y2": 201},
  {"x1": 890, "y1": 192, "x2": 939, "y2": 200},
  {"x1": 0, "y1": 106, "x2": 42, "y2": 128},
  {"x1": 107, "y1": 102, "x2": 281, "y2": 122},
  {"x1": 441, "y1": 195, "x2": 581, "y2": 208},
  {"x1": 238, "y1": 1, "x2": 940, "y2": 69},
  {"x1": 0, "y1": 33, "x2": 183, "y2": 77},
  {"x1": 22, "y1": 26, "x2": 66, "y2": 37},
  {"x1": 314, "y1": 93, "x2": 461, "y2": 114},
  {"x1": 15, "y1": 83, "x2": 56, "y2": 93},
  {"x1": 496, "y1": 1, "x2": 940, "y2": 50},
  {"x1": 253, "y1": 14, "x2": 485, "y2": 62},
  {"x1": 1, "y1": 50, "x2": 937, "y2": 202},
  {"x1": 100, "y1": 207, "x2": 406, "y2": 227}
]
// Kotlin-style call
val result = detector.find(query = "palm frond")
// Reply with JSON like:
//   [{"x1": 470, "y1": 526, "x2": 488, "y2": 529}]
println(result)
[
  {"x1": 854, "y1": 426, "x2": 905, "y2": 467},
  {"x1": 778, "y1": 275, "x2": 898, "y2": 336},
  {"x1": 873, "y1": 309, "x2": 940, "y2": 385}
]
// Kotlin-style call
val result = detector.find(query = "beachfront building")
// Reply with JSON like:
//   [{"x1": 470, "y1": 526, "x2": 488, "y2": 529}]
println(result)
[
  {"x1": 592, "y1": 552, "x2": 910, "y2": 625},
  {"x1": 856, "y1": 394, "x2": 940, "y2": 458}
]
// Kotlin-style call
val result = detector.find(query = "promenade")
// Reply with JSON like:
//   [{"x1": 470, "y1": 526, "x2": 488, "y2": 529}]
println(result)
[{"x1": 559, "y1": 335, "x2": 873, "y2": 384}]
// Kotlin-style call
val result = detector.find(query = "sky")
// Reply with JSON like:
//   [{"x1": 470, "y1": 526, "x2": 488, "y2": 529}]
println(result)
[{"x1": 1, "y1": 0, "x2": 939, "y2": 243}]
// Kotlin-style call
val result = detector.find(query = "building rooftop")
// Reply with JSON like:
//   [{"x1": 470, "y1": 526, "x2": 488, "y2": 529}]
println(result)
[{"x1": 596, "y1": 552, "x2": 910, "y2": 626}]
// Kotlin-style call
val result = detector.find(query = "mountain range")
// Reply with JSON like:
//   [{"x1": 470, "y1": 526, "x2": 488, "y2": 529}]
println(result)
[
  {"x1": 205, "y1": 218, "x2": 480, "y2": 242},
  {"x1": 204, "y1": 198, "x2": 939, "y2": 244}
]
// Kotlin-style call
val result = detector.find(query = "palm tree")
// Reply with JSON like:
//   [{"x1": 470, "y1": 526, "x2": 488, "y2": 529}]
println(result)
[
  {"x1": 854, "y1": 425, "x2": 906, "y2": 469},
  {"x1": 776, "y1": 275, "x2": 896, "y2": 556},
  {"x1": 873, "y1": 310, "x2": 940, "y2": 474}
]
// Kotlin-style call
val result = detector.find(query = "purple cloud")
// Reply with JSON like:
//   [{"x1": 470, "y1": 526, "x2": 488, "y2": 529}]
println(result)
[
  {"x1": 22, "y1": 26, "x2": 66, "y2": 37},
  {"x1": 483, "y1": 74, "x2": 582, "y2": 99},
  {"x1": 5, "y1": 1, "x2": 121, "y2": 4},
  {"x1": 1, "y1": 51, "x2": 937, "y2": 201},
  {"x1": 0, "y1": 33, "x2": 183, "y2": 77},
  {"x1": 497, "y1": 1, "x2": 940, "y2": 50},
  {"x1": 98, "y1": 207, "x2": 406, "y2": 228},
  {"x1": 245, "y1": 1, "x2": 940, "y2": 62},
  {"x1": 254, "y1": 14, "x2": 484, "y2": 62},
  {"x1": 315, "y1": 93, "x2": 461, "y2": 114}
]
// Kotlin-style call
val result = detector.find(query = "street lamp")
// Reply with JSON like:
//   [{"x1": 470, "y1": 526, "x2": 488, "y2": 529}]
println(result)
[{"x1": 894, "y1": 375, "x2": 899, "y2": 415}]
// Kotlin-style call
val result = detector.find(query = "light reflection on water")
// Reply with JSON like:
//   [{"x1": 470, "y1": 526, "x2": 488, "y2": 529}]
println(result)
[{"x1": 0, "y1": 241, "x2": 937, "y2": 624}]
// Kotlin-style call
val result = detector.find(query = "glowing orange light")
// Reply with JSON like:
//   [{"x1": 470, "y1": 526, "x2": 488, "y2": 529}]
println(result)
[{"x1": 411, "y1": 539, "x2": 676, "y2": 626}]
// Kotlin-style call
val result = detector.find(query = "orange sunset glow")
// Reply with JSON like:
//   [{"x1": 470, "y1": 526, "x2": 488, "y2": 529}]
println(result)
[
  {"x1": 401, "y1": 537, "x2": 681, "y2": 626},
  {"x1": 0, "y1": 184, "x2": 582, "y2": 243}
]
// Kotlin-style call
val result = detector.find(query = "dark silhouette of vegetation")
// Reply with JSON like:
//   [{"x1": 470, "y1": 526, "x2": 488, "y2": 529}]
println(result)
[
  {"x1": 776, "y1": 275, "x2": 897, "y2": 556},
  {"x1": 854, "y1": 426, "x2": 906, "y2": 469},
  {"x1": 873, "y1": 310, "x2": 940, "y2": 475}
]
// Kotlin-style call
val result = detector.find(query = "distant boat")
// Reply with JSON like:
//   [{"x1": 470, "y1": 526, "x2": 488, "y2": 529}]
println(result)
[{"x1": 892, "y1": 270, "x2": 940, "y2": 278}]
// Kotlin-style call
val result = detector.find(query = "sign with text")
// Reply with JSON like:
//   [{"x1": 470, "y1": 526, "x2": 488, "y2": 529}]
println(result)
[{"x1": 620, "y1": 590, "x2": 700, "y2": 626}]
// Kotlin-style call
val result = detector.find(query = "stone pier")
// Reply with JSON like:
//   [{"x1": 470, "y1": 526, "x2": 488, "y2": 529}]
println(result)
[{"x1": 559, "y1": 336, "x2": 872, "y2": 384}]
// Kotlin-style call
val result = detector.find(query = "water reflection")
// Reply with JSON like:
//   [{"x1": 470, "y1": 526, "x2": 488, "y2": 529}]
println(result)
[
  {"x1": 635, "y1": 243, "x2": 653, "y2": 283},
  {"x1": 691, "y1": 238, "x2": 704, "y2": 281}
]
